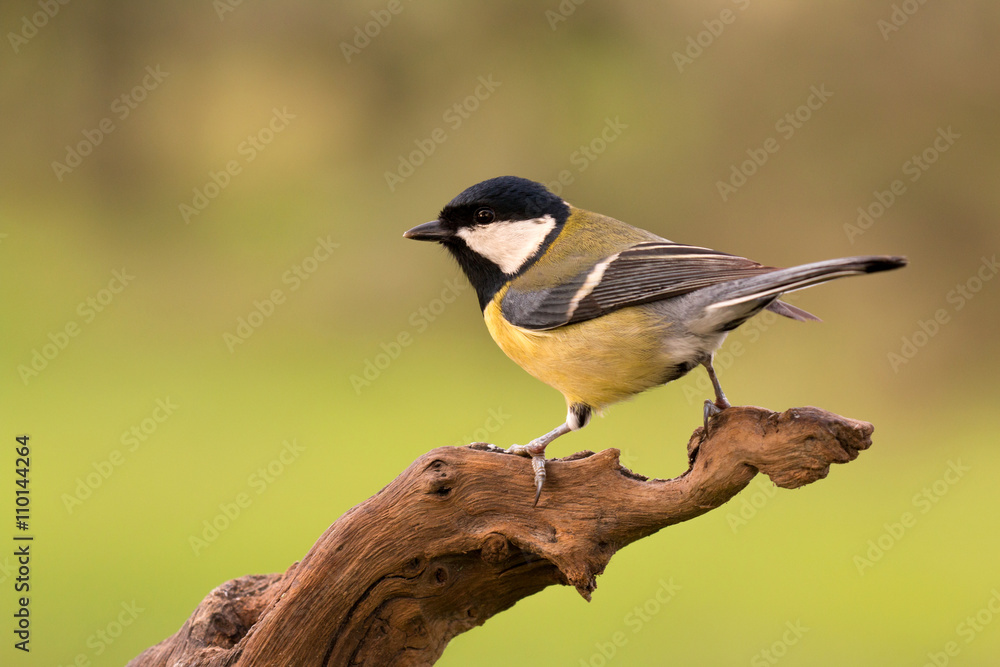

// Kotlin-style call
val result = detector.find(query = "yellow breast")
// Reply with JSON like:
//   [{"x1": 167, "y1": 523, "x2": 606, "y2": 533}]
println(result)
[{"x1": 483, "y1": 291, "x2": 673, "y2": 410}]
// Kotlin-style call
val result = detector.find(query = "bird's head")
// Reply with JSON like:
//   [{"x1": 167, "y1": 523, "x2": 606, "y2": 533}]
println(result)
[{"x1": 404, "y1": 176, "x2": 570, "y2": 307}]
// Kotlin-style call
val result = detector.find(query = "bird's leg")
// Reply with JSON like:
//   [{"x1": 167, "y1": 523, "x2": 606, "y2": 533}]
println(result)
[
  {"x1": 702, "y1": 356, "x2": 731, "y2": 431},
  {"x1": 507, "y1": 423, "x2": 572, "y2": 506}
]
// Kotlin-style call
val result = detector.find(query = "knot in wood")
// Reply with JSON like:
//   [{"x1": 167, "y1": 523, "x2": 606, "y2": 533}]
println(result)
[
  {"x1": 423, "y1": 458, "x2": 454, "y2": 498},
  {"x1": 480, "y1": 533, "x2": 512, "y2": 565}
]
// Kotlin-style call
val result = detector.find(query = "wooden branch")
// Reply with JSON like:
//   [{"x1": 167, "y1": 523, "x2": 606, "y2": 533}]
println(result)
[{"x1": 129, "y1": 405, "x2": 873, "y2": 666}]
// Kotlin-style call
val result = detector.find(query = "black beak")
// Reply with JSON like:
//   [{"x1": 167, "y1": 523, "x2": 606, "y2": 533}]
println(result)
[{"x1": 403, "y1": 219, "x2": 452, "y2": 242}]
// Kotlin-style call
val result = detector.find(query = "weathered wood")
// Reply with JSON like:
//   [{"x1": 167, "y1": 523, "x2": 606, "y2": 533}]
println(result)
[{"x1": 129, "y1": 405, "x2": 873, "y2": 666}]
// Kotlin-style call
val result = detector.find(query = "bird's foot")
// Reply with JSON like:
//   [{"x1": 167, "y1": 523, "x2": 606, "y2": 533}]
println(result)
[
  {"x1": 702, "y1": 398, "x2": 731, "y2": 433},
  {"x1": 506, "y1": 441, "x2": 548, "y2": 506}
]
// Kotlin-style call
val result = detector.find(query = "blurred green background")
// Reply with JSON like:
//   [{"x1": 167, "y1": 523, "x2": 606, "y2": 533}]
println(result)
[{"x1": 3, "y1": 1, "x2": 999, "y2": 665}]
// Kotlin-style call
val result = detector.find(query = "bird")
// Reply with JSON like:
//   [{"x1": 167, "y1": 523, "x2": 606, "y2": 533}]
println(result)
[{"x1": 404, "y1": 175, "x2": 906, "y2": 505}]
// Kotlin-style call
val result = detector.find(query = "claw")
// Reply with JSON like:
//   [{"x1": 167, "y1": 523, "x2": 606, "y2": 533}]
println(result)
[
  {"x1": 507, "y1": 444, "x2": 549, "y2": 505},
  {"x1": 531, "y1": 456, "x2": 546, "y2": 506},
  {"x1": 504, "y1": 422, "x2": 572, "y2": 506},
  {"x1": 703, "y1": 399, "x2": 722, "y2": 432}
]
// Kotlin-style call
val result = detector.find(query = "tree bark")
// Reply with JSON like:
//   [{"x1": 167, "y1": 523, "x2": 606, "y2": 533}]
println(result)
[{"x1": 129, "y1": 405, "x2": 873, "y2": 666}]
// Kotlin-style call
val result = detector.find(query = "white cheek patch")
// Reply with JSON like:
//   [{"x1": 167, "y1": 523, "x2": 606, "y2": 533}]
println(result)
[{"x1": 456, "y1": 215, "x2": 557, "y2": 274}]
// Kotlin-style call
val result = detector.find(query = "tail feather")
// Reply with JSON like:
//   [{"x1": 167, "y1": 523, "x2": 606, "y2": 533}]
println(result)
[
  {"x1": 696, "y1": 255, "x2": 906, "y2": 331},
  {"x1": 766, "y1": 299, "x2": 821, "y2": 322}
]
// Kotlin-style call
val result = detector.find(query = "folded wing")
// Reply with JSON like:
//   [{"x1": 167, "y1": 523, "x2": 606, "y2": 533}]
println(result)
[{"x1": 502, "y1": 242, "x2": 811, "y2": 330}]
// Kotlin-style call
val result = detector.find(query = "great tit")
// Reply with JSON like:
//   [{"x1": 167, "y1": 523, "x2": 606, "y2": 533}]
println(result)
[{"x1": 404, "y1": 175, "x2": 906, "y2": 504}]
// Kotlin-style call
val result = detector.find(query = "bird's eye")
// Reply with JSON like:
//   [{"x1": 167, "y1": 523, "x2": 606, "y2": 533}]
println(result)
[{"x1": 474, "y1": 207, "x2": 495, "y2": 224}]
